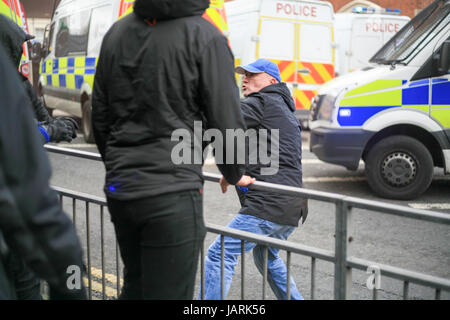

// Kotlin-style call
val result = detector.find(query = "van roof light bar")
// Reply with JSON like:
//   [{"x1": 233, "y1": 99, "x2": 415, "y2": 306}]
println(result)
[{"x1": 352, "y1": 6, "x2": 401, "y2": 15}]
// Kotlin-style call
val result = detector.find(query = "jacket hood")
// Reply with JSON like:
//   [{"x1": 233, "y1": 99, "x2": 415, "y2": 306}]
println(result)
[
  {"x1": 260, "y1": 83, "x2": 296, "y2": 112},
  {"x1": 0, "y1": 14, "x2": 27, "y2": 67},
  {"x1": 133, "y1": 0, "x2": 210, "y2": 20}
]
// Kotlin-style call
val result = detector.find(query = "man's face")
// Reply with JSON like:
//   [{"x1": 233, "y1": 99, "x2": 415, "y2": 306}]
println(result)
[{"x1": 241, "y1": 71, "x2": 277, "y2": 96}]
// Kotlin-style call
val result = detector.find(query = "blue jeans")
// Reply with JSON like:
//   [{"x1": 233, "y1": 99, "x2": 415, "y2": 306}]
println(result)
[{"x1": 199, "y1": 214, "x2": 303, "y2": 300}]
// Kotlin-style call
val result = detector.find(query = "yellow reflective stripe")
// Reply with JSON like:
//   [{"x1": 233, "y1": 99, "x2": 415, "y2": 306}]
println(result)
[
  {"x1": 297, "y1": 62, "x2": 315, "y2": 84},
  {"x1": 209, "y1": 0, "x2": 224, "y2": 8},
  {"x1": 52, "y1": 74, "x2": 60, "y2": 87},
  {"x1": 431, "y1": 109, "x2": 450, "y2": 128},
  {"x1": 204, "y1": 7, "x2": 227, "y2": 32},
  {"x1": 340, "y1": 89, "x2": 402, "y2": 107},
  {"x1": 313, "y1": 63, "x2": 333, "y2": 83},
  {"x1": 431, "y1": 105, "x2": 450, "y2": 109},
  {"x1": 234, "y1": 58, "x2": 242, "y2": 84},
  {"x1": 59, "y1": 57, "x2": 68, "y2": 69},
  {"x1": 84, "y1": 75, "x2": 95, "y2": 88},
  {"x1": 344, "y1": 80, "x2": 403, "y2": 97},
  {"x1": 402, "y1": 105, "x2": 429, "y2": 112},
  {"x1": 295, "y1": 89, "x2": 311, "y2": 110},
  {"x1": 280, "y1": 61, "x2": 295, "y2": 83},
  {"x1": 46, "y1": 60, "x2": 52, "y2": 74},
  {"x1": 66, "y1": 74, "x2": 76, "y2": 89},
  {"x1": 74, "y1": 57, "x2": 85, "y2": 68}
]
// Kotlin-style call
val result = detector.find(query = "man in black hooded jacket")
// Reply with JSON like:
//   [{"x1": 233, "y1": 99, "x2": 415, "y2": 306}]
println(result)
[
  {"x1": 92, "y1": 0, "x2": 254, "y2": 299},
  {"x1": 0, "y1": 43, "x2": 86, "y2": 300},
  {"x1": 0, "y1": 14, "x2": 78, "y2": 144}
]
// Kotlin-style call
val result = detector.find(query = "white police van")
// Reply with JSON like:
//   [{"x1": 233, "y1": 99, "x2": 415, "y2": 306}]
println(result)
[
  {"x1": 334, "y1": 7, "x2": 410, "y2": 76},
  {"x1": 309, "y1": 0, "x2": 450, "y2": 200}
]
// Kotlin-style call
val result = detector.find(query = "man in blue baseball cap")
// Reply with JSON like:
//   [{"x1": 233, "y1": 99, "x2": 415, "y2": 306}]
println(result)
[
  {"x1": 235, "y1": 58, "x2": 282, "y2": 96},
  {"x1": 199, "y1": 59, "x2": 308, "y2": 300}
]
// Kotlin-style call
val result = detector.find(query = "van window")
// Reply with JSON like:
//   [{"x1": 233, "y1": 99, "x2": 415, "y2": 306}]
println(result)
[
  {"x1": 47, "y1": 22, "x2": 55, "y2": 56},
  {"x1": 55, "y1": 10, "x2": 92, "y2": 57},
  {"x1": 371, "y1": 1, "x2": 450, "y2": 64},
  {"x1": 259, "y1": 19, "x2": 295, "y2": 60},
  {"x1": 299, "y1": 24, "x2": 332, "y2": 63},
  {"x1": 88, "y1": 5, "x2": 114, "y2": 56}
]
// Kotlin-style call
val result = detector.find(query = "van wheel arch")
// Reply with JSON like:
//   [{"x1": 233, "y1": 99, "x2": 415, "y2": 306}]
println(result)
[{"x1": 362, "y1": 124, "x2": 442, "y2": 167}]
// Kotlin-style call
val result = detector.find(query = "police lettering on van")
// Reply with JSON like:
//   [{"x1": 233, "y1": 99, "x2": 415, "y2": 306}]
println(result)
[
  {"x1": 310, "y1": 0, "x2": 450, "y2": 200},
  {"x1": 225, "y1": 0, "x2": 336, "y2": 123}
]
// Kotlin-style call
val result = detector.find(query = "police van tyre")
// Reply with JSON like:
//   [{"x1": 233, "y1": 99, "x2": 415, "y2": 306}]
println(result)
[
  {"x1": 365, "y1": 135, "x2": 434, "y2": 200},
  {"x1": 82, "y1": 99, "x2": 95, "y2": 144}
]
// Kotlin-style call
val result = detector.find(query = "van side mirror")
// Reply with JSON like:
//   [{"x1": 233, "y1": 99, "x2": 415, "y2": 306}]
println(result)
[
  {"x1": 437, "y1": 40, "x2": 450, "y2": 75},
  {"x1": 32, "y1": 42, "x2": 42, "y2": 59}
]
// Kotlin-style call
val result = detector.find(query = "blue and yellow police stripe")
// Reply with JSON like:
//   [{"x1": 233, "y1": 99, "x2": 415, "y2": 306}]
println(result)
[
  {"x1": 337, "y1": 79, "x2": 450, "y2": 127},
  {"x1": 40, "y1": 56, "x2": 97, "y2": 90}
]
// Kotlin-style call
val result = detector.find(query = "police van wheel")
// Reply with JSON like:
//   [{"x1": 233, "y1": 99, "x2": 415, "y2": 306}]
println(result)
[
  {"x1": 82, "y1": 100, "x2": 95, "y2": 143},
  {"x1": 365, "y1": 135, "x2": 433, "y2": 200}
]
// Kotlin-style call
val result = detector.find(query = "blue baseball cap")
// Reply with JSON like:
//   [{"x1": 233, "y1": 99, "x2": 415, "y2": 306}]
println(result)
[{"x1": 235, "y1": 59, "x2": 281, "y2": 83}]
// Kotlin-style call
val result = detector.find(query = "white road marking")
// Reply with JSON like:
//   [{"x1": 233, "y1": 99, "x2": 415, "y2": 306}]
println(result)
[
  {"x1": 303, "y1": 176, "x2": 366, "y2": 183},
  {"x1": 53, "y1": 143, "x2": 96, "y2": 148},
  {"x1": 408, "y1": 203, "x2": 450, "y2": 210}
]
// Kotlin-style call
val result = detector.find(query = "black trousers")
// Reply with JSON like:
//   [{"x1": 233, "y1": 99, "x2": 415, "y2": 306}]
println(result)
[{"x1": 107, "y1": 189, "x2": 206, "y2": 300}]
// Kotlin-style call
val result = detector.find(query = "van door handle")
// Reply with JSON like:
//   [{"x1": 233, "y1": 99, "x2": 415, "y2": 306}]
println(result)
[{"x1": 297, "y1": 68, "x2": 311, "y2": 75}]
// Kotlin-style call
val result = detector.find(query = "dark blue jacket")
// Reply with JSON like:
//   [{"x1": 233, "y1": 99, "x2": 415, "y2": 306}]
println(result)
[{"x1": 238, "y1": 83, "x2": 308, "y2": 226}]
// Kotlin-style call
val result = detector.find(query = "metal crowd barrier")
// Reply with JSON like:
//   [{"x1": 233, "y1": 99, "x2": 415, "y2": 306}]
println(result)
[{"x1": 45, "y1": 145, "x2": 450, "y2": 300}]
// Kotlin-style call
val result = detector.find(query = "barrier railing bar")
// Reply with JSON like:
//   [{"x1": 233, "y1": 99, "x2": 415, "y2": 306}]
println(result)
[
  {"x1": 286, "y1": 251, "x2": 291, "y2": 300},
  {"x1": 403, "y1": 281, "x2": 409, "y2": 300},
  {"x1": 115, "y1": 240, "x2": 120, "y2": 297},
  {"x1": 435, "y1": 289, "x2": 441, "y2": 300},
  {"x1": 346, "y1": 257, "x2": 450, "y2": 292},
  {"x1": 334, "y1": 200, "x2": 352, "y2": 300},
  {"x1": 241, "y1": 240, "x2": 245, "y2": 300},
  {"x1": 206, "y1": 224, "x2": 335, "y2": 263},
  {"x1": 372, "y1": 287, "x2": 378, "y2": 300},
  {"x1": 100, "y1": 205, "x2": 106, "y2": 300},
  {"x1": 86, "y1": 201, "x2": 91, "y2": 300},
  {"x1": 200, "y1": 243, "x2": 205, "y2": 300},
  {"x1": 311, "y1": 257, "x2": 316, "y2": 300},
  {"x1": 46, "y1": 145, "x2": 450, "y2": 225},
  {"x1": 45, "y1": 146, "x2": 450, "y2": 300},
  {"x1": 220, "y1": 235, "x2": 225, "y2": 300},
  {"x1": 262, "y1": 246, "x2": 268, "y2": 300},
  {"x1": 72, "y1": 198, "x2": 76, "y2": 229}
]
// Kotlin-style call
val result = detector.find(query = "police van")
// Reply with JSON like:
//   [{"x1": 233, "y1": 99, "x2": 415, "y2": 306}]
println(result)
[
  {"x1": 309, "y1": 0, "x2": 450, "y2": 200},
  {"x1": 0, "y1": 0, "x2": 32, "y2": 80},
  {"x1": 334, "y1": 7, "x2": 410, "y2": 76},
  {"x1": 39, "y1": 0, "x2": 228, "y2": 143},
  {"x1": 225, "y1": 0, "x2": 336, "y2": 122}
]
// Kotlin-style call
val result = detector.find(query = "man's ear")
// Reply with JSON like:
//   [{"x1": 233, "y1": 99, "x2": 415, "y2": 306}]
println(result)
[{"x1": 270, "y1": 78, "x2": 277, "y2": 84}]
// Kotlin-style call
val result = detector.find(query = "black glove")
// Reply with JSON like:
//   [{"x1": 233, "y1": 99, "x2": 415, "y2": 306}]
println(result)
[
  {"x1": 46, "y1": 120, "x2": 75, "y2": 143},
  {"x1": 55, "y1": 117, "x2": 78, "y2": 139}
]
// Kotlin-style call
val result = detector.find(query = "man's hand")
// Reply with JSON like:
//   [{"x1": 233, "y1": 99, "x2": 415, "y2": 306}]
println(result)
[{"x1": 219, "y1": 175, "x2": 256, "y2": 193}]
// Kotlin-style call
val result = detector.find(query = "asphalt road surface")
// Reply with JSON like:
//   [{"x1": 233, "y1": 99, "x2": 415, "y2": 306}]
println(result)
[{"x1": 46, "y1": 130, "x2": 450, "y2": 300}]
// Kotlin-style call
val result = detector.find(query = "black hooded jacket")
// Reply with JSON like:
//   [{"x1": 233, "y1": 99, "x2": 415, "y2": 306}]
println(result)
[
  {"x1": 0, "y1": 44, "x2": 86, "y2": 299},
  {"x1": 238, "y1": 83, "x2": 308, "y2": 227},
  {"x1": 92, "y1": 0, "x2": 245, "y2": 200}
]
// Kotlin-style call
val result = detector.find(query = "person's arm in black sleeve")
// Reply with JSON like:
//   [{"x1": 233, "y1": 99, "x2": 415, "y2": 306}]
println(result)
[
  {"x1": 20, "y1": 74, "x2": 52, "y2": 123},
  {"x1": 198, "y1": 34, "x2": 246, "y2": 185},
  {"x1": 240, "y1": 94, "x2": 265, "y2": 129},
  {"x1": 92, "y1": 36, "x2": 111, "y2": 160},
  {"x1": 0, "y1": 47, "x2": 86, "y2": 299}
]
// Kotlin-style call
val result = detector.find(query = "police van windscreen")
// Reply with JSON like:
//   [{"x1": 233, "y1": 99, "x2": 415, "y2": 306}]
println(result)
[{"x1": 370, "y1": 0, "x2": 450, "y2": 65}]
